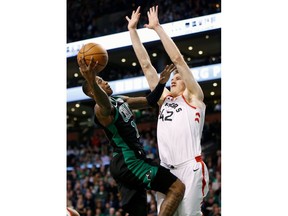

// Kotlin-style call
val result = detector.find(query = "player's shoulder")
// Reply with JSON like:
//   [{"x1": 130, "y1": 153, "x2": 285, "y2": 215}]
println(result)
[{"x1": 183, "y1": 92, "x2": 206, "y2": 109}]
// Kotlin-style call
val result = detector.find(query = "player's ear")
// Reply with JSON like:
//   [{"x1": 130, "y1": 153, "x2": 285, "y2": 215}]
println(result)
[
  {"x1": 86, "y1": 85, "x2": 94, "y2": 97},
  {"x1": 82, "y1": 80, "x2": 92, "y2": 97}
]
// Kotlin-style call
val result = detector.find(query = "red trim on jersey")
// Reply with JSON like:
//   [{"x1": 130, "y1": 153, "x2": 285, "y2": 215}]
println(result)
[
  {"x1": 163, "y1": 94, "x2": 198, "y2": 110},
  {"x1": 195, "y1": 155, "x2": 202, "y2": 162},
  {"x1": 195, "y1": 156, "x2": 206, "y2": 197},
  {"x1": 181, "y1": 95, "x2": 197, "y2": 109},
  {"x1": 195, "y1": 112, "x2": 200, "y2": 122}
]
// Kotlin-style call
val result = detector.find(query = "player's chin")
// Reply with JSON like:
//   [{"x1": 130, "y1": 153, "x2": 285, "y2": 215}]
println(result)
[
  {"x1": 170, "y1": 88, "x2": 178, "y2": 97},
  {"x1": 107, "y1": 89, "x2": 113, "y2": 96}
]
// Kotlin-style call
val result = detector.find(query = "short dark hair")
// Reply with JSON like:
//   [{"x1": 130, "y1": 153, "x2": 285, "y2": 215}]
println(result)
[{"x1": 82, "y1": 80, "x2": 90, "y2": 97}]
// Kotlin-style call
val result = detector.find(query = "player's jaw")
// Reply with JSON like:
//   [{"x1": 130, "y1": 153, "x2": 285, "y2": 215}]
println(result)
[
  {"x1": 105, "y1": 85, "x2": 113, "y2": 96},
  {"x1": 100, "y1": 83, "x2": 113, "y2": 96},
  {"x1": 96, "y1": 77, "x2": 113, "y2": 96},
  {"x1": 170, "y1": 81, "x2": 185, "y2": 97},
  {"x1": 170, "y1": 86, "x2": 180, "y2": 97}
]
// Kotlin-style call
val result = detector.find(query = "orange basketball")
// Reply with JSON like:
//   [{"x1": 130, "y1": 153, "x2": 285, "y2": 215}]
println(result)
[{"x1": 77, "y1": 43, "x2": 108, "y2": 73}]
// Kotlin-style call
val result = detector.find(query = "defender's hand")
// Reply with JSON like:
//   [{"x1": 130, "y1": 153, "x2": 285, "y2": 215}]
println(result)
[
  {"x1": 144, "y1": 5, "x2": 160, "y2": 29},
  {"x1": 159, "y1": 64, "x2": 176, "y2": 84},
  {"x1": 126, "y1": 6, "x2": 141, "y2": 30}
]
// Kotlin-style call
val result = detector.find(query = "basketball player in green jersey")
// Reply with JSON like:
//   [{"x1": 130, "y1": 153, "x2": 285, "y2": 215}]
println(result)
[{"x1": 78, "y1": 56, "x2": 185, "y2": 216}]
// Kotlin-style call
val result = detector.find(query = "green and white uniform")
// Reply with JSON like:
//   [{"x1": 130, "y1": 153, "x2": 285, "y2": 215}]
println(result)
[{"x1": 94, "y1": 96, "x2": 177, "y2": 216}]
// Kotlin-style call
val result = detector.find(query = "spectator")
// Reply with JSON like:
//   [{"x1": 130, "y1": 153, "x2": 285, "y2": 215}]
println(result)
[{"x1": 208, "y1": 203, "x2": 221, "y2": 216}]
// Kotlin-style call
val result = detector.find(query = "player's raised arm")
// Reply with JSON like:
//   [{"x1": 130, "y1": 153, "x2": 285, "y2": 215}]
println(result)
[
  {"x1": 79, "y1": 57, "x2": 112, "y2": 117},
  {"x1": 145, "y1": 5, "x2": 204, "y2": 101},
  {"x1": 126, "y1": 7, "x2": 170, "y2": 95}
]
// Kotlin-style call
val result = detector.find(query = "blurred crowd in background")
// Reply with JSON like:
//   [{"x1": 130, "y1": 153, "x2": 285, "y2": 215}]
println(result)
[{"x1": 67, "y1": 0, "x2": 221, "y2": 43}]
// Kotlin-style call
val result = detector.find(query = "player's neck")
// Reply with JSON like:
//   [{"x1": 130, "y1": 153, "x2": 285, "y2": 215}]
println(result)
[{"x1": 171, "y1": 90, "x2": 184, "y2": 98}]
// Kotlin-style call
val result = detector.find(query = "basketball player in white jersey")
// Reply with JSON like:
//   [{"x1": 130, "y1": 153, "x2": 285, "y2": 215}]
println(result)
[{"x1": 126, "y1": 6, "x2": 209, "y2": 216}]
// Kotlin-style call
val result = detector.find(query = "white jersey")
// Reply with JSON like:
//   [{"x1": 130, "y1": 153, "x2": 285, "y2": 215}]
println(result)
[{"x1": 157, "y1": 94, "x2": 205, "y2": 166}]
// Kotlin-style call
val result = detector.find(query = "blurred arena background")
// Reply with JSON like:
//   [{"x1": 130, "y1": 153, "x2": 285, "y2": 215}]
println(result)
[{"x1": 67, "y1": 1, "x2": 221, "y2": 215}]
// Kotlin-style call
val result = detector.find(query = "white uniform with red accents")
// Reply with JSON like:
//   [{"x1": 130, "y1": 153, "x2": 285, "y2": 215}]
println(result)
[
  {"x1": 156, "y1": 94, "x2": 209, "y2": 216},
  {"x1": 157, "y1": 94, "x2": 204, "y2": 165}
]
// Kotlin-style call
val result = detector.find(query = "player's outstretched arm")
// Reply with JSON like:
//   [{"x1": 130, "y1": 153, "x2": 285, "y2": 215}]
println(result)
[
  {"x1": 145, "y1": 5, "x2": 204, "y2": 101},
  {"x1": 126, "y1": 6, "x2": 164, "y2": 92},
  {"x1": 123, "y1": 64, "x2": 175, "y2": 109}
]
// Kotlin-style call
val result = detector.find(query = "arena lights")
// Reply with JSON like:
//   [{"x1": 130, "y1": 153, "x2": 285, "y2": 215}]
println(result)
[
  {"x1": 67, "y1": 63, "x2": 221, "y2": 102},
  {"x1": 67, "y1": 13, "x2": 221, "y2": 102}
]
